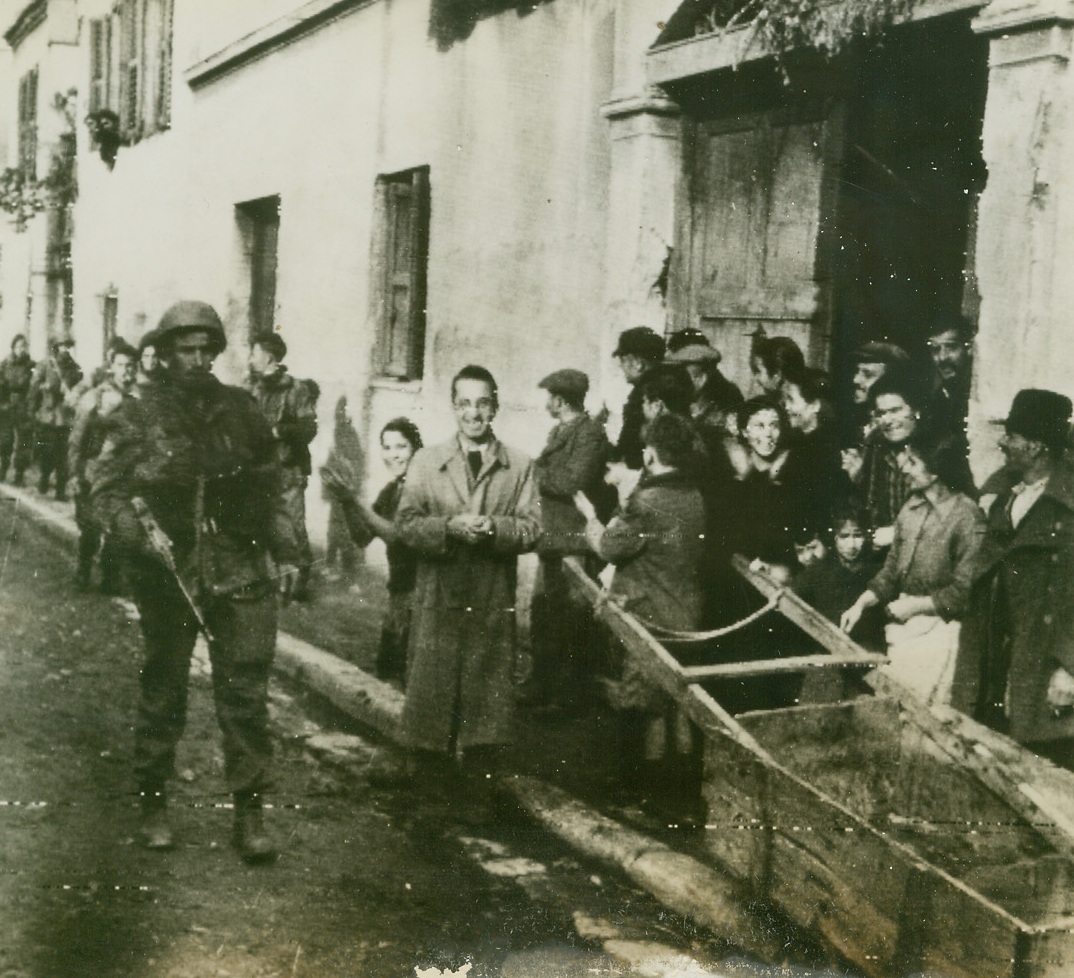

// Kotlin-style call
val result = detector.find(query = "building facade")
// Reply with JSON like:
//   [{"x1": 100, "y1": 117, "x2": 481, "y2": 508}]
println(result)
[{"x1": 0, "y1": 0, "x2": 1071, "y2": 543}]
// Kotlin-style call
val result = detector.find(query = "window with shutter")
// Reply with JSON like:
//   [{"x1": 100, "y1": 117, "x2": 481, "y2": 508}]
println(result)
[
  {"x1": 236, "y1": 196, "x2": 281, "y2": 341},
  {"x1": 374, "y1": 168, "x2": 429, "y2": 381},
  {"x1": 156, "y1": 0, "x2": 174, "y2": 129},
  {"x1": 18, "y1": 67, "x2": 38, "y2": 180},
  {"x1": 89, "y1": 18, "x2": 113, "y2": 113},
  {"x1": 118, "y1": 0, "x2": 144, "y2": 139}
]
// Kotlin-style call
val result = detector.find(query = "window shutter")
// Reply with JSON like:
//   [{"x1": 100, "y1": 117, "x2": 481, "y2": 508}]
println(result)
[
  {"x1": 375, "y1": 168, "x2": 430, "y2": 381},
  {"x1": 406, "y1": 168, "x2": 430, "y2": 380},
  {"x1": 119, "y1": 0, "x2": 143, "y2": 140},
  {"x1": 157, "y1": 0, "x2": 173, "y2": 129},
  {"x1": 89, "y1": 19, "x2": 104, "y2": 112},
  {"x1": 383, "y1": 180, "x2": 414, "y2": 379},
  {"x1": 18, "y1": 68, "x2": 38, "y2": 180}
]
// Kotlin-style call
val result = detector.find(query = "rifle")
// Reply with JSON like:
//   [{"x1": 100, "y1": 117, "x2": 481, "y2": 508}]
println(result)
[{"x1": 131, "y1": 496, "x2": 215, "y2": 646}]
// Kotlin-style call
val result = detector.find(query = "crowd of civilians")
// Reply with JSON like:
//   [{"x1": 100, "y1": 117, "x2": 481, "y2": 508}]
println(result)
[
  {"x1": 318, "y1": 312, "x2": 1074, "y2": 822},
  {"x1": 6, "y1": 312, "x2": 1072, "y2": 826}
]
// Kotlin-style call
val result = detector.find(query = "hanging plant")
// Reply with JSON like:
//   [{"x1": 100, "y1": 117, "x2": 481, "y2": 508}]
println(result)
[
  {"x1": 0, "y1": 167, "x2": 48, "y2": 231},
  {"x1": 0, "y1": 88, "x2": 78, "y2": 232},
  {"x1": 695, "y1": 0, "x2": 916, "y2": 72}
]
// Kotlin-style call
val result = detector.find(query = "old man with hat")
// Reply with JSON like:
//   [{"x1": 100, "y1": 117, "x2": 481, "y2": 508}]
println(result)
[
  {"x1": 953, "y1": 389, "x2": 1074, "y2": 769},
  {"x1": 613, "y1": 327, "x2": 665, "y2": 469},
  {"x1": 89, "y1": 300, "x2": 300, "y2": 860},
  {"x1": 524, "y1": 368, "x2": 611, "y2": 715}
]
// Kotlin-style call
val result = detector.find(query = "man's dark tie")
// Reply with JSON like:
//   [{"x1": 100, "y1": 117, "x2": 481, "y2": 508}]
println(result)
[{"x1": 467, "y1": 450, "x2": 483, "y2": 480}]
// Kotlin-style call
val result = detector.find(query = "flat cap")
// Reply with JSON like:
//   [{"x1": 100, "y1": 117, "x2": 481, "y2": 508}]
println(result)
[
  {"x1": 613, "y1": 327, "x2": 665, "y2": 361},
  {"x1": 539, "y1": 368, "x2": 589, "y2": 403},
  {"x1": 667, "y1": 343, "x2": 721, "y2": 365}
]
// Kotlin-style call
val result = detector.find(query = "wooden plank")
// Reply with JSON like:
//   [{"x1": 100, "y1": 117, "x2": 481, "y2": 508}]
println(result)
[
  {"x1": 683, "y1": 651, "x2": 886, "y2": 680},
  {"x1": 867, "y1": 670, "x2": 1074, "y2": 859}
]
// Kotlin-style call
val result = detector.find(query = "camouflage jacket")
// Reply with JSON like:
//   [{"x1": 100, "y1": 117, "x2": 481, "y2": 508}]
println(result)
[
  {"x1": 30, "y1": 356, "x2": 83, "y2": 427},
  {"x1": 248, "y1": 367, "x2": 318, "y2": 477},
  {"x1": 0, "y1": 354, "x2": 35, "y2": 418},
  {"x1": 89, "y1": 374, "x2": 300, "y2": 597},
  {"x1": 68, "y1": 378, "x2": 133, "y2": 482}
]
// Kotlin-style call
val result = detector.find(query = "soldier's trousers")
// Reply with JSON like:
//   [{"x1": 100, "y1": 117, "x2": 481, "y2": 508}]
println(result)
[
  {"x1": 0, "y1": 415, "x2": 32, "y2": 478},
  {"x1": 281, "y1": 474, "x2": 313, "y2": 594},
  {"x1": 33, "y1": 422, "x2": 69, "y2": 495},
  {"x1": 130, "y1": 560, "x2": 277, "y2": 795}
]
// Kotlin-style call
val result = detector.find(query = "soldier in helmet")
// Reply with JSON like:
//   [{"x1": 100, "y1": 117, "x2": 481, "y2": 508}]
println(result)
[{"x1": 89, "y1": 301, "x2": 299, "y2": 863}]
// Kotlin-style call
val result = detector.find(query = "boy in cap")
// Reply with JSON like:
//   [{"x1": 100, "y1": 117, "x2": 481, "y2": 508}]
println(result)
[
  {"x1": 954, "y1": 389, "x2": 1074, "y2": 770},
  {"x1": 526, "y1": 368, "x2": 611, "y2": 715}
]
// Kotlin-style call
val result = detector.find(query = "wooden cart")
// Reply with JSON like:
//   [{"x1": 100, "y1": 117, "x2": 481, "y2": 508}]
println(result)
[{"x1": 563, "y1": 555, "x2": 1074, "y2": 978}]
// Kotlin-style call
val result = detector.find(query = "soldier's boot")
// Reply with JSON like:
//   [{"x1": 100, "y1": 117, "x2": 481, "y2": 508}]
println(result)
[
  {"x1": 11, "y1": 469, "x2": 24, "y2": 488},
  {"x1": 232, "y1": 792, "x2": 277, "y2": 865},
  {"x1": 138, "y1": 785, "x2": 174, "y2": 851}
]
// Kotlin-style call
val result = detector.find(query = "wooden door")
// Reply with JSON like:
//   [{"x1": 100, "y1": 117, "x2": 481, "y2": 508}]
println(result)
[{"x1": 671, "y1": 100, "x2": 844, "y2": 395}]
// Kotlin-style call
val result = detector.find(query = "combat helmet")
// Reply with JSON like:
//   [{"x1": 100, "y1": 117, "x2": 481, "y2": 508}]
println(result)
[{"x1": 143, "y1": 300, "x2": 227, "y2": 356}]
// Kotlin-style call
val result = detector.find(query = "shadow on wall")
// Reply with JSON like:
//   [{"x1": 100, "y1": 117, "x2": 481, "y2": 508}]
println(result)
[{"x1": 429, "y1": 0, "x2": 557, "y2": 49}]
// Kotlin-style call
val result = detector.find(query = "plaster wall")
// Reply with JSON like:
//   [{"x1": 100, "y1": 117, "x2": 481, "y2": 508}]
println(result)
[{"x1": 66, "y1": 0, "x2": 618, "y2": 547}]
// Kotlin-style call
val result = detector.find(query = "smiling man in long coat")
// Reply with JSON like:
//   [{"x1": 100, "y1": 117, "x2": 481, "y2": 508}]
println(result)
[
  {"x1": 394, "y1": 364, "x2": 541, "y2": 787},
  {"x1": 953, "y1": 389, "x2": 1074, "y2": 769}
]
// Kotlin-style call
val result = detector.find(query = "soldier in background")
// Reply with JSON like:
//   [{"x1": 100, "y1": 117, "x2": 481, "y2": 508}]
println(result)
[
  {"x1": 68, "y1": 340, "x2": 137, "y2": 590},
  {"x1": 248, "y1": 334, "x2": 319, "y2": 601},
  {"x1": 0, "y1": 334, "x2": 35, "y2": 485},
  {"x1": 90, "y1": 301, "x2": 299, "y2": 862},
  {"x1": 29, "y1": 338, "x2": 83, "y2": 500}
]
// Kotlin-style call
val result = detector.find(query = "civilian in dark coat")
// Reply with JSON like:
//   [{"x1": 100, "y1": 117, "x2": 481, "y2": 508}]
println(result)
[
  {"x1": 793, "y1": 502, "x2": 880, "y2": 625},
  {"x1": 575, "y1": 414, "x2": 706, "y2": 816},
  {"x1": 923, "y1": 312, "x2": 974, "y2": 443},
  {"x1": 953, "y1": 390, "x2": 1074, "y2": 768},
  {"x1": 728, "y1": 397, "x2": 806, "y2": 578},
  {"x1": 612, "y1": 327, "x2": 664, "y2": 469},
  {"x1": 780, "y1": 365, "x2": 842, "y2": 535},
  {"x1": 527, "y1": 368, "x2": 610, "y2": 713}
]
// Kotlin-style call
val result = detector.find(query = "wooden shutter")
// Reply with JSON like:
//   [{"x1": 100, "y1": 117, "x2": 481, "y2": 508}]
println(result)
[
  {"x1": 89, "y1": 18, "x2": 113, "y2": 112},
  {"x1": 156, "y1": 0, "x2": 174, "y2": 129},
  {"x1": 378, "y1": 169, "x2": 429, "y2": 380},
  {"x1": 18, "y1": 68, "x2": 38, "y2": 180},
  {"x1": 245, "y1": 197, "x2": 280, "y2": 338},
  {"x1": 118, "y1": 0, "x2": 144, "y2": 139}
]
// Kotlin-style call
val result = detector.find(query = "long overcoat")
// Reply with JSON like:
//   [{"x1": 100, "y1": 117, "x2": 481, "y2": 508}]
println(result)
[
  {"x1": 396, "y1": 436, "x2": 541, "y2": 753},
  {"x1": 952, "y1": 462, "x2": 1074, "y2": 744}
]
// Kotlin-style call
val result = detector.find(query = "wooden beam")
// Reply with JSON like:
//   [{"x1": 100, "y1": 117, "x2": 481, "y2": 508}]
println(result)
[
  {"x1": 683, "y1": 651, "x2": 888, "y2": 680},
  {"x1": 732, "y1": 554, "x2": 888, "y2": 663}
]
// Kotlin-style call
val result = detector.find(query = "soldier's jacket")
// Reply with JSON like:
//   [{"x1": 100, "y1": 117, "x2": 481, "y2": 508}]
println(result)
[
  {"x1": 68, "y1": 378, "x2": 133, "y2": 482},
  {"x1": 89, "y1": 374, "x2": 300, "y2": 597},
  {"x1": 30, "y1": 356, "x2": 83, "y2": 427},
  {"x1": 248, "y1": 367, "x2": 318, "y2": 477},
  {"x1": 0, "y1": 354, "x2": 35, "y2": 418}
]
